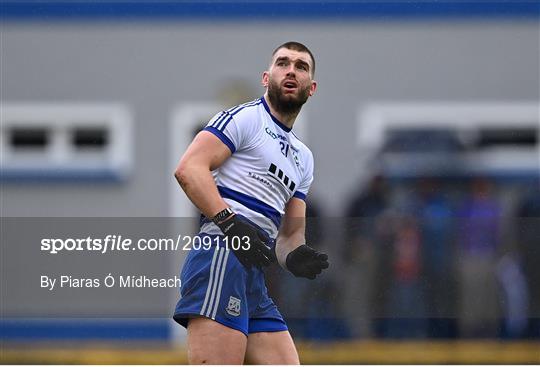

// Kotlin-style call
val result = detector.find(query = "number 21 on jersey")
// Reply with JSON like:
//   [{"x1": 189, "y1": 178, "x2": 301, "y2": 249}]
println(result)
[{"x1": 280, "y1": 142, "x2": 289, "y2": 157}]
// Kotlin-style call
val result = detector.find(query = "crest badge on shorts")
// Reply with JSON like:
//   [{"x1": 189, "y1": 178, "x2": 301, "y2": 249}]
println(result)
[{"x1": 226, "y1": 296, "x2": 241, "y2": 316}]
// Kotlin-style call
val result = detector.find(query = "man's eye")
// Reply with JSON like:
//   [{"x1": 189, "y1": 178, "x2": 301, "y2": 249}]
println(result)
[{"x1": 298, "y1": 65, "x2": 307, "y2": 71}]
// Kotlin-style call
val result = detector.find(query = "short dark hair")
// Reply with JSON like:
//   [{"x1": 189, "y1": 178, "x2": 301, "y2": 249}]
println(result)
[{"x1": 271, "y1": 41, "x2": 316, "y2": 76}]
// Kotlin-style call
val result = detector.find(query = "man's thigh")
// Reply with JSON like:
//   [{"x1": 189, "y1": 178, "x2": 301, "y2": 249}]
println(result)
[
  {"x1": 245, "y1": 330, "x2": 299, "y2": 365},
  {"x1": 187, "y1": 317, "x2": 247, "y2": 365}
]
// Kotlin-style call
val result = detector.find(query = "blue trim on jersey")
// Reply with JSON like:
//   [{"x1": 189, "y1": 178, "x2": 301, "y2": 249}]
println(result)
[
  {"x1": 210, "y1": 111, "x2": 226, "y2": 129},
  {"x1": 293, "y1": 191, "x2": 307, "y2": 201},
  {"x1": 212, "y1": 112, "x2": 228, "y2": 130},
  {"x1": 225, "y1": 99, "x2": 261, "y2": 114},
  {"x1": 204, "y1": 126, "x2": 236, "y2": 153},
  {"x1": 261, "y1": 96, "x2": 292, "y2": 133},
  {"x1": 211, "y1": 100, "x2": 262, "y2": 132},
  {"x1": 217, "y1": 185, "x2": 281, "y2": 228},
  {"x1": 218, "y1": 114, "x2": 236, "y2": 131}
]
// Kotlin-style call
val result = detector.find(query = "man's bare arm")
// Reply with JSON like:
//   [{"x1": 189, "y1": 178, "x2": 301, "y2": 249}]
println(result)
[
  {"x1": 174, "y1": 131, "x2": 231, "y2": 218},
  {"x1": 276, "y1": 198, "x2": 329, "y2": 279},
  {"x1": 276, "y1": 198, "x2": 307, "y2": 268}
]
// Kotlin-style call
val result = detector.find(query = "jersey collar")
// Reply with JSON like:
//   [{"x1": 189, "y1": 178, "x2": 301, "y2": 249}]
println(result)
[{"x1": 261, "y1": 96, "x2": 292, "y2": 133}]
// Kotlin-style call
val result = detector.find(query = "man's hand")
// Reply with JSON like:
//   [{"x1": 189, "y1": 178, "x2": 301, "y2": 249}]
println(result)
[
  {"x1": 216, "y1": 214, "x2": 276, "y2": 269},
  {"x1": 286, "y1": 245, "x2": 329, "y2": 279}
]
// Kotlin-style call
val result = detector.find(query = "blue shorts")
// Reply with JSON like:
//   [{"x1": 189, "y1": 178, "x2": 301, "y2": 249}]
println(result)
[{"x1": 173, "y1": 234, "x2": 287, "y2": 336}]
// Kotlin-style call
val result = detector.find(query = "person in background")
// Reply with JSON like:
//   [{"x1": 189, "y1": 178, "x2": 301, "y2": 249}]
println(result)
[
  {"x1": 515, "y1": 186, "x2": 540, "y2": 337},
  {"x1": 343, "y1": 175, "x2": 390, "y2": 337},
  {"x1": 457, "y1": 177, "x2": 501, "y2": 338}
]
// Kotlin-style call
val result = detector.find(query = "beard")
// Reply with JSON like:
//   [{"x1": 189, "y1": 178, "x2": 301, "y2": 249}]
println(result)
[{"x1": 267, "y1": 77, "x2": 311, "y2": 116}]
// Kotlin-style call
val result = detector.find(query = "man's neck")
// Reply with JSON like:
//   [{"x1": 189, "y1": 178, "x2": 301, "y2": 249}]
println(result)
[{"x1": 264, "y1": 93, "x2": 299, "y2": 129}]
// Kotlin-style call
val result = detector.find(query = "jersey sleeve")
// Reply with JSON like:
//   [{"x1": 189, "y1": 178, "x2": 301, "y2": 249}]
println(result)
[
  {"x1": 203, "y1": 109, "x2": 258, "y2": 154},
  {"x1": 292, "y1": 149, "x2": 314, "y2": 201}
]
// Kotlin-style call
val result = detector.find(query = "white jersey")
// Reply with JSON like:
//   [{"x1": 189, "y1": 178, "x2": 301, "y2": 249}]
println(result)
[{"x1": 200, "y1": 96, "x2": 314, "y2": 238}]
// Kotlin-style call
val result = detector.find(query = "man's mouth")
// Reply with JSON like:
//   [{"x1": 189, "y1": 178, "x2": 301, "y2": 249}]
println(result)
[{"x1": 283, "y1": 80, "x2": 298, "y2": 91}]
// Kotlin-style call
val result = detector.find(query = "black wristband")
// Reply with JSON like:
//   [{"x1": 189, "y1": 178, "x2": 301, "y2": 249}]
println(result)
[{"x1": 212, "y1": 207, "x2": 234, "y2": 224}]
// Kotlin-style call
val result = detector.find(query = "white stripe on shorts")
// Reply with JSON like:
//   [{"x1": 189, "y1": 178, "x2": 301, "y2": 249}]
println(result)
[
  {"x1": 211, "y1": 249, "x2": 230, "y2": 320},
  {"x1": 200, "y1": 246, "x2": 220, "y2": 316},
  {"x1": 204, "y1": 247, "x2": 225, "y2": 317}
]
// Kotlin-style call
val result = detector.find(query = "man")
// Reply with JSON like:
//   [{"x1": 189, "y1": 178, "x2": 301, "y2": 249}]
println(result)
[{"x1": 173, "y1": 41, "x2": 329, "y2": 364}]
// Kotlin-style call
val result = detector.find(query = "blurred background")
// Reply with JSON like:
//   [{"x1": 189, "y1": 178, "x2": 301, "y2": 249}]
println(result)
[{"x1": 1, "y1": 0, "x2": 539, "y2": 364}]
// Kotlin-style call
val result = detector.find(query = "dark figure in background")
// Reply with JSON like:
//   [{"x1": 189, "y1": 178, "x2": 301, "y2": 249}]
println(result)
[
  {"x1": 344, "y1": 175, "x2": 389, "y2": 261},
  {"x1": 385, "y1": 214, "x2": 428, "y2": 338},
  {"x1": 343, "y1": 175, "x2": 391, "y2": 337},
  {"x1": 416, "y1": 178, "x2": 457, "y2": 338},
  {"x1": 457, "y1": 177, "x2": 501, "y2": 338},
  {"x1": 515, "y1": 186, "x2": 540, "y2": 337}
]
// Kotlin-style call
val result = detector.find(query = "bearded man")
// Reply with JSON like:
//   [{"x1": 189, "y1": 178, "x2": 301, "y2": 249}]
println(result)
[{"x1": 173, "y1": 42, "x2": 329, "y2": 365}]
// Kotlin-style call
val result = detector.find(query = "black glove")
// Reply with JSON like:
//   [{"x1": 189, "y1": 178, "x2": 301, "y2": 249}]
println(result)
[
  {"x1": 216, "y1": 214, "x2": 276, "y2": 269},
  {"x1": 286, "y1": 245, "x2": 329, "y2": 279}
]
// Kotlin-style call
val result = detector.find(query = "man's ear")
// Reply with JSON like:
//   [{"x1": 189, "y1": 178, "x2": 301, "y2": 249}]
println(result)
[
  {"x1": 309, "y1": 80, "x2": 318, "y2": 96},
  {"x1": 261, "y1": 71, "x2": 269, "y2": 87}
]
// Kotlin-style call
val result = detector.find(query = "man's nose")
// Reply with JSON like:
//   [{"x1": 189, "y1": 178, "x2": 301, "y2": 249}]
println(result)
[{"x1": 286, "y1": 67, "x2": 296, "y2": 76}]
